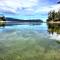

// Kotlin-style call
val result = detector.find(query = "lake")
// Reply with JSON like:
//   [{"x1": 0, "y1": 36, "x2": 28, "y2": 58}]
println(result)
[{"x1": 0, "y1": 23, "x2": 60, "y2": 60}]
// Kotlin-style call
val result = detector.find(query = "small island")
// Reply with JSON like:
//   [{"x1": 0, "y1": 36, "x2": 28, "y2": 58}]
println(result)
[
  {"x1": 0, "y1": 16, "x2": 6, "y2": 26},
  {"x1": 47, "y1": 9, "x2": 60, "y2": 34},
  {"x1": 47, "y1": 9, "x2": 60, "y2": 23}
]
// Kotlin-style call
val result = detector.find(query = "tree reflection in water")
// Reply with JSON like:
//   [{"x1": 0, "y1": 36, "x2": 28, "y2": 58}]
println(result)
[{"x1": 47, "y1": 23, "x2": 60, "y2": 42}]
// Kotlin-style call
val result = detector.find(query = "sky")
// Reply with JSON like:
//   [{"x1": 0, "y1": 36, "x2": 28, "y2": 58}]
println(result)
[{"x1": 0, "y1": 0, "x2": 60, "y2": 21}]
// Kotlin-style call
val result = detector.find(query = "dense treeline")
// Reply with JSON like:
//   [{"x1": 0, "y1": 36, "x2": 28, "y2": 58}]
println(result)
[{"x1": 47, "y1": 9, "x2": 60, "y2": 22}]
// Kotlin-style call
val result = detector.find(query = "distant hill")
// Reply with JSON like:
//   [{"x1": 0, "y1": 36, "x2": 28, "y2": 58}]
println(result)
[
  {"x1": 6, "y1": 17, "x2": 43, "y2": 23},
  {"x1": 0, "y1": 17, "x2": 43, "y2": 26}
]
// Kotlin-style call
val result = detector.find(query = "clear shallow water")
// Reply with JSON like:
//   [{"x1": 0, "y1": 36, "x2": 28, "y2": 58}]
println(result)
[{"x1": 0, "y1": 23, "x2": 60, "y2": 60}]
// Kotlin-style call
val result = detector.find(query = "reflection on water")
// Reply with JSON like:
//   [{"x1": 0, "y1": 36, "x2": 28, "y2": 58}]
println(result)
[
  {"x1": 47, "y1": 23, "x2": 60, "y2": 34},
  {"x1": 47, "y1": 23, "x2": 60, "y2": 40},
  {"x1": 0, "y1": 23, "x2": 60, "y2": 60}
]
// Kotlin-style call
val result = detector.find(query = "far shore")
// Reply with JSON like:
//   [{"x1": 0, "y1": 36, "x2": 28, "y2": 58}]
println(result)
[{"x1": 43, "y1": 21, "x2": 60, "y2": 23}]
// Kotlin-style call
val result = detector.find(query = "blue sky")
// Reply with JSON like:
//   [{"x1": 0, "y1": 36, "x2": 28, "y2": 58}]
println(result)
[{"x1": 0, "y1": 0, "x2": 60, "y2": 21}]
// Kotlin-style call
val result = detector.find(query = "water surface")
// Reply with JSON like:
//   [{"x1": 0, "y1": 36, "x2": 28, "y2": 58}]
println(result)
[{"x1": 0, "y1": 23, "x2": 60, "y2": 60}]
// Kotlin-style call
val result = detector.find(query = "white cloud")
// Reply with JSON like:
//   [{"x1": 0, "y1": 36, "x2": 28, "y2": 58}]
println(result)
[
  {"x1": 0, "y1": 0, "x2": 38, "y2": 14},
  {"x1": 34, "y1": 4, "x2": 60, "y2": 15},
  {"x1": 51, "y1": 4, "x2": 60, "y2": 12}
]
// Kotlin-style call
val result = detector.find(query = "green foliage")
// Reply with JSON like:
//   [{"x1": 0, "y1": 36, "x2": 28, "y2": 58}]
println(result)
[{"x1": 47, "y1": 9, "x2": 60, "y2": 22}]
